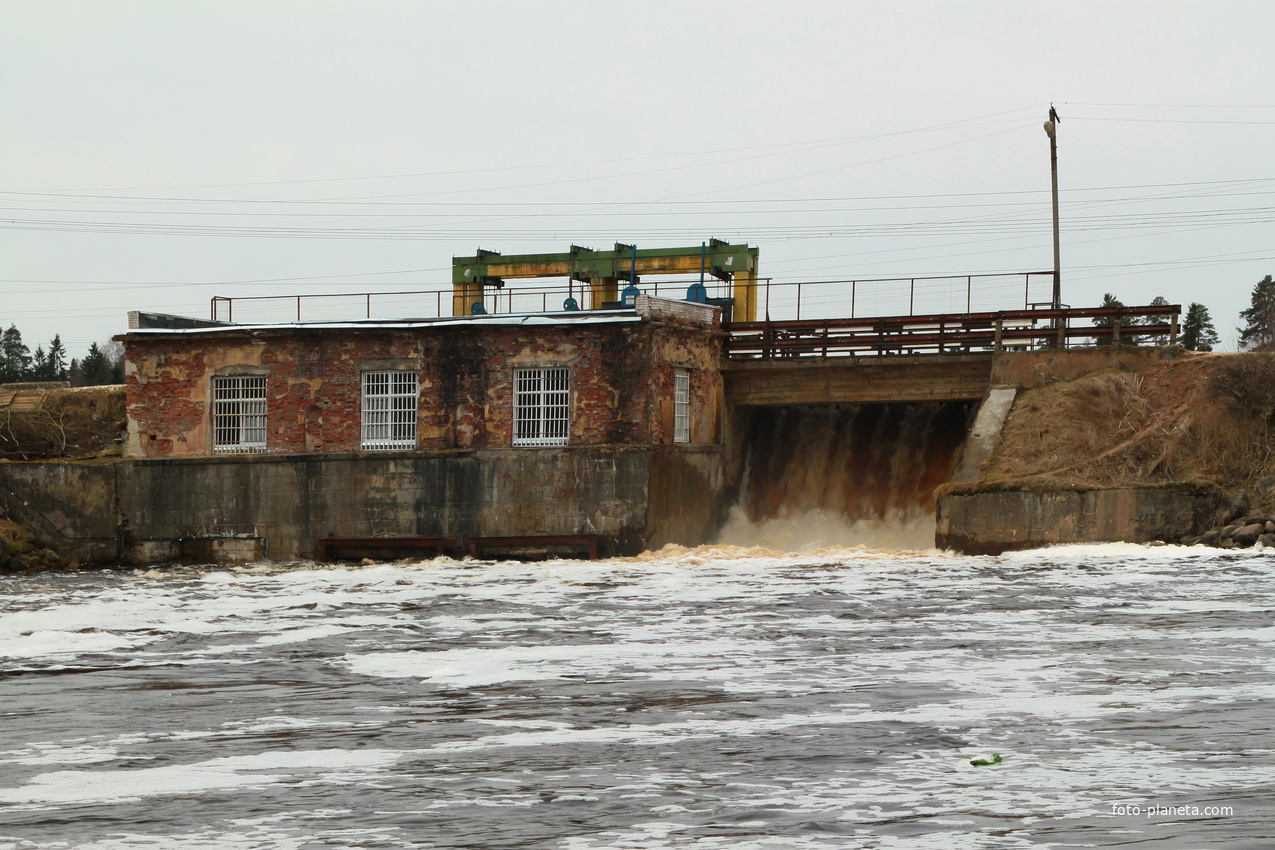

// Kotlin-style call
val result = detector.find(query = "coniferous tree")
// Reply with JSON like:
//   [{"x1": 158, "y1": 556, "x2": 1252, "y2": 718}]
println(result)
[
  {"x1": 1181, "y1": 302, "x2": 1220, "y2": 351},
  {"x1": 1238, "y1": 274, "x2": 1275, "y2": 352},
  {"x1": 47, "y1": 335, "x2": 68, "y2": 381},
  {"x1": 0, "y1": 325, "x2": 31, "y2": 383},
  {"x1": 1143, "y1": 295, "x2": 1171, "y2": 345},
  {"x1": 79, "y1": 342, "x2": 110, "y2": 386},
  {"x1": 1093, "y1": 293, "x2": 1126, "y2": 327},
  {"x1": 1092, "y1": 293, "x2": 1136, "y2": 343},
  {"x1": 31, "y1": 346, "x2": 49, "y2": 380}
]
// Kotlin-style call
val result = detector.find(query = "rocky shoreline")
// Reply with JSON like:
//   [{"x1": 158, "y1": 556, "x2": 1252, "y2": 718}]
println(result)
[{"x1": 1177, "y1": 482, "x2": 1275, "y2": 550}]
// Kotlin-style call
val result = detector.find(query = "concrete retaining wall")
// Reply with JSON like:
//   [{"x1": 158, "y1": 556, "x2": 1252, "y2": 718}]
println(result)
[
  {"x1": 646, "y1": 447, "x2": 725, "y2": 550},
  {"x1": 0, "y1": 447, "x2": 724, "y2": 564},
  {"x1": 936, "y1": 487, "x2": 1222, "y2": 554},
  {"x1": 121, "y1": 449, "x2": 656, "y2": 561},
  {"x1": 0, "y1": 461, "x2": 119, "y2": 564}
]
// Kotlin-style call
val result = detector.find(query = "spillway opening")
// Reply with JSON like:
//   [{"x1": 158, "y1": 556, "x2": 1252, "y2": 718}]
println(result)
[{"x1": 720, "y1": 401, "x2": 976, "y2": 550}]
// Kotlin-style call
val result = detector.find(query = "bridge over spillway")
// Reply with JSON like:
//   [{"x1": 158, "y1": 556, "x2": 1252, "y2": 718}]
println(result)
[
  {"x1": 721, "y1": 301, "x2": 1182, "y2": 533},
  {"x1": 722, "y1": 303, "x2": 1180, "y2": 407}
]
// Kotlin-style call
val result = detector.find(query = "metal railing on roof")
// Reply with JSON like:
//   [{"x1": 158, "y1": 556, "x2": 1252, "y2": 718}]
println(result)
[
  {"x1": 208, "y1": 277, "x2": 735, "y2": 324},
  {"x1": 208, "y1": 271, "x2": 1054, "y2": 325}
]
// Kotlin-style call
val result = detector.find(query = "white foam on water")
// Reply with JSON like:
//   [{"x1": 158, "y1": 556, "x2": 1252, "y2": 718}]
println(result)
[
  {"x1": 344, "y1": 638, "x2": 754, "y2": 688},
  {"x1": 1, "y1": 742, "x2": 122, "y2": 766},
  {"x1": 1002, "y1": 540, "x2": 1275, "y2": 563},
  {"x1": 0, "y1": 748, "x2": 403, "y2": 808},
  {"x1": 0, "y1": 629, "x2": 143, "y2": 660},
  {"x1": 253, "y1": 624, "x2": 355, "y2": 645},
  {"x1": 716, "y1": 506, "x2": 937, "y2": 552}
]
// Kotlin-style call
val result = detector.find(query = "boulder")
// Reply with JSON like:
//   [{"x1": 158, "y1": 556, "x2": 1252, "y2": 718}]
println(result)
[
  {"x1": 1226, "y1": 489, "x2": 1251, "y2": 524},
  {"x1": 1233, "y1": 524, "x2": 1264, "y2": 547},
  {"x1": 1260, "y1": 533, "x2": 1275, "y2": 548},
  {"x1": 37, "y1": 548, "x2": 58, "y2": 564},
  {"x1": 1258, "y1": 476, "x2": 1275, "y2": 500}
]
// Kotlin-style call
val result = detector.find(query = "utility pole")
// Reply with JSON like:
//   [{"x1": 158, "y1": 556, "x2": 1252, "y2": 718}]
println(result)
[{"x1": 1044, "y1": 105, "x2": 1061, "y2": 310}]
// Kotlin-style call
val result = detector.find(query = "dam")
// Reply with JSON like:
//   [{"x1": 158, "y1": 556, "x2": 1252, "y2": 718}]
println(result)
[{"x1": 0, "y1": 243, "x2": 1192, "y2": 564}]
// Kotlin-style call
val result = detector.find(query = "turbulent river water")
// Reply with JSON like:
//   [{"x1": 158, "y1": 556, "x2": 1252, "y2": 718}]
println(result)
[{"x1": 2, "y1": 541, "x2": 1273, "y2": 849}]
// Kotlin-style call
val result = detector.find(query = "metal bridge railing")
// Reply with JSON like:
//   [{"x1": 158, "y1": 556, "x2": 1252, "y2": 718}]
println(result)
[{"x1": 725, "y1": 304, "x2": 1182, "y2": 360}]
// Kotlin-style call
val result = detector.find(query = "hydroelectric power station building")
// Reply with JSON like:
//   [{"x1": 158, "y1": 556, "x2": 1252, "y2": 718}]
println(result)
[{"x1": 115, "y1": 243, "x2": 761, "y2": 562}]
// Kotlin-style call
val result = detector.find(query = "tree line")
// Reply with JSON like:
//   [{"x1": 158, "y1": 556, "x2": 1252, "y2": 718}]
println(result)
[
  {"x1": 1093, "y1": 294, "x2": 1220, "y2": 350},
  {"x1": 1092, "y1": 274, "x2": 1275, "y2": 352},
  {"x1": 0, "y1": 326, "x2": 124, "y2": 387}
]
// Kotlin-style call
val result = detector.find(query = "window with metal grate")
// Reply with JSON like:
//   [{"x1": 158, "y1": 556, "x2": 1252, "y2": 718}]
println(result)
[
  {"x1": 513, "y1": 368, "x2": 570, "y2": 446},
  {"x1": 674, "y1": 369, "x2": 690, "y2": 443},
  {"x1": 212, "y1": 375, "x2": 267, "y2": 453},
  {"x1": 362, "y1": 371, "x2": 419, "y2": 450}
]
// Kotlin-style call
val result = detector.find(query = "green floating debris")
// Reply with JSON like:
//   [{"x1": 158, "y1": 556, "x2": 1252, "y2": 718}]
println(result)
[{"x1": 969, "y1": 753, "x2": 1002, "y2": 766}]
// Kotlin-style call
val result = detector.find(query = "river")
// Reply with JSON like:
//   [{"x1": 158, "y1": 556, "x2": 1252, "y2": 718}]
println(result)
[{"x1": 1, "y1": 542, "x2": 1272, "y2": 848}]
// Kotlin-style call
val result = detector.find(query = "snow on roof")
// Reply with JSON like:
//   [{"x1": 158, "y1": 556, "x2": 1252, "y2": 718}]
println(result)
[{"x1": 122, "y1": 309, "x2": 644, "y2": 337}]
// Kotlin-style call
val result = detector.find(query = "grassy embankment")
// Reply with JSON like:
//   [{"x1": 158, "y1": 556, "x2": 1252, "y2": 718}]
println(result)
[
  {"x1": 946, "y1": 351, "x2": 1275, "y2": 513},
  {"x1": 0, "y1": 385, "x2": 125, "y2": 569}
]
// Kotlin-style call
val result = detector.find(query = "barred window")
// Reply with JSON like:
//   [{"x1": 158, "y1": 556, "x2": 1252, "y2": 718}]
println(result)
[
  {"x1": 674, "y1": 369, "x2": 690, "y2": 443},
  {"x1": 513, "y1": 368, "x2": 570, "y2": 446},
  {"x1": 362, "y1": 371, "x2": 419, "y2": 450},
  {"x1": 212, "y1": 375, "x2": 267, "y2": 453}
]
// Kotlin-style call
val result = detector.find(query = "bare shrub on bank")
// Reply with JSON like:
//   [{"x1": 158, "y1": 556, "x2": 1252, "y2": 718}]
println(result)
[
  {"x1": 0, "y1": 386, "x2": 125, "y2": 460},
  {"x1": 1209, "y1": 353, "x2": 1275, "y2": 422}
]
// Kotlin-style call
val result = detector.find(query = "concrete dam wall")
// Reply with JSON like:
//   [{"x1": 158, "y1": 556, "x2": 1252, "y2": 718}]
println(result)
[{"x1": 0, "y1": 447, "x2": 723, "y2": 564}]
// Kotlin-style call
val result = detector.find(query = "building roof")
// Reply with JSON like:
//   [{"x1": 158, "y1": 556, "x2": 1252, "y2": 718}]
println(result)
[{"x1": 120, "y1": 295, "x2": 720, "y2": 340}]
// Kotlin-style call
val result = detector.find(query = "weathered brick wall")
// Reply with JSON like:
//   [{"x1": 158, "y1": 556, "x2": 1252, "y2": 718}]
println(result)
[
  {"x1": 124, "y1": 316, "x2": 721, "y2": 459},
  {"x1": 648, "y1": 323, "x2": 724, "y2": 445},
  {"x1": 636, "y1": 294, "x2": 721, "y2": 326}
]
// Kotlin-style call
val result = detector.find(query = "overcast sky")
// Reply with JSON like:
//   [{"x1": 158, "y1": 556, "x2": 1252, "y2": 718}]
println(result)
[{"x1": 3, "y1": 1, "x2": 1273, "y2": 358}]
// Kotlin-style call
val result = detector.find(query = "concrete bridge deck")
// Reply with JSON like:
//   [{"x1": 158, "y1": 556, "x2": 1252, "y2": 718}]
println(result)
[
  {"x1": 723, "y1": 345, "x2": 1186, "y2": 409},
  {"x1": 723, "y1": 353, "x2": 994, "y2": 407}
]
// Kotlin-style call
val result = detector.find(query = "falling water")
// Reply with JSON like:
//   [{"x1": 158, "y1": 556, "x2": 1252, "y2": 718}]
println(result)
[{"x1": 720, "y1": 402, "x2": 975, "y2": 549}]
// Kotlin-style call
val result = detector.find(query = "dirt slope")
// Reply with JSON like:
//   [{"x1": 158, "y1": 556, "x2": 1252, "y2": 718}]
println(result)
[
  {"x1": 963, "y1": 351, "x2": 1275, "y2": 510},
  {"x1": 0, "y1": 384, "x2": 125, "y2": 460}
]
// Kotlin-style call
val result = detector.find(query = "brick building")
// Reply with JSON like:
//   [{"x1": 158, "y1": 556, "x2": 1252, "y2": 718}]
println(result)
[
  {"x1": 111, "y1": 295, "x2": 727, "y2": 559},
  {"x1": 123, "y1": 295, "x2": 722, "y2": 459}
]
